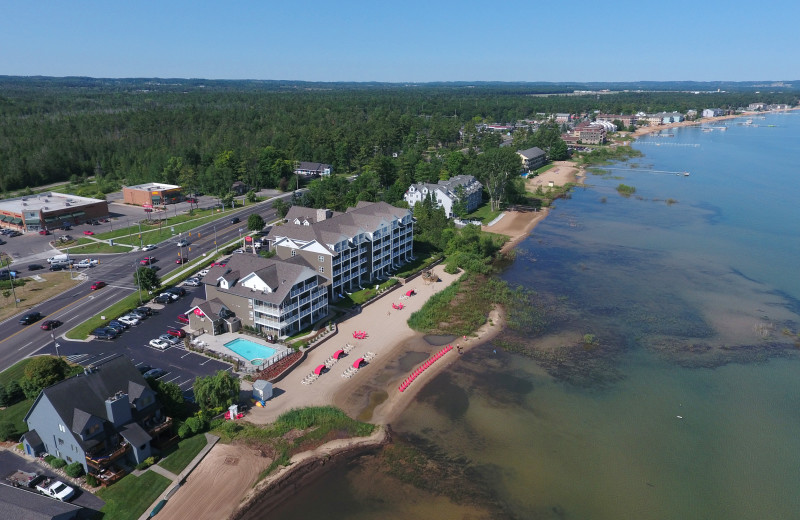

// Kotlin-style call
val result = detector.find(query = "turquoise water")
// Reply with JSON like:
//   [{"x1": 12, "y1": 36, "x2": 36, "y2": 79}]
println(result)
[
  {"x1": 262, "y1": 112, "x2": 800, "y2": 520},
  {"x1": 223, "y1": 338, "x2": 276, "y2": 362}
]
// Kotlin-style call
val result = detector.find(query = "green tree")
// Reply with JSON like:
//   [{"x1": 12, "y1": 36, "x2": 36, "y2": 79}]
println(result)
[
  {"x1": 151, "y1": 380, "x2": 186, "y2": 419},
  {"x1": 247, "y1": 213, "x2": 265, "y2": 232},
  {"x1": 474, "y1": 147, "x2": 521, "y2": 211},
  {"x1": 21, "y1": 356, "x2": 69, "y2": 399},
  {"x1": 245, "y1": 189, "x2": 258, "y2": 203},
  {"x1": 193, "y1": 371, "x2": 239, "y2": 410},
  {"x1": 272, "y1": 199, "x2": 290, "y2": 218},
  {"x1": 134, "y1": 266, "x2": 161, "y2": 293}
]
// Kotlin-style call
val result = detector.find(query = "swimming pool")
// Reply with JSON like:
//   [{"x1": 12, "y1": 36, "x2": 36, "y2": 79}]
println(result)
[{"x1": 224, "y1": 338, "x2": 277, "y2": 365}]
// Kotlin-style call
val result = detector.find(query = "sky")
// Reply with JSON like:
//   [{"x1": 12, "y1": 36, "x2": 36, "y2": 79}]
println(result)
[{"x1": 1, "y1": 0, "x2": 797, "y2": 83}]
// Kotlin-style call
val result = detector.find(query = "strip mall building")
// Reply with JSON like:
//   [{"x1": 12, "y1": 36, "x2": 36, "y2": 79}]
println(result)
[{"x1": 0, "y1": 192, "x2": 109, "y2": 232}]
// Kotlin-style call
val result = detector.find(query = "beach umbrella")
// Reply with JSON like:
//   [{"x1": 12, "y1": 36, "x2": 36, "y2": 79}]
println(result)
[
  {"x1": 314, "y1": 365, "x2": 325, "y2": 375},
  {"x1": 353, "y1": 357, "x2": 364, "y2": 369}
]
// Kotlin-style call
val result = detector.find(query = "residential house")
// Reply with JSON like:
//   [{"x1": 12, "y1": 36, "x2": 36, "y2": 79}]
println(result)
[
  {"x1": 266, "y1": 201, "x2": 414, "y2": 303},
  {"x1": 192, "y1": 254, "x2": 329, "y2": 338},
  {"x1": 554, "y1": 113, "x2": 573, "y2": 124},
  {"x1": 22, "y1": 355, "x2": 171, "y2": 480},
  {"x1": 747, "y1": 103, "x2": 767, "y2": 111},
  {"x1": 231, "y1": 181, "x2": 248, "y2": 195},
  {"x1": 294, "y1": 162, "x2": 333, "y2": 177},
  {"x1": 644, "y1": 114, "x2": 664, "y2": 126},
  {"x1": 404, "y1": 175, "x2": 483, "y2": 217},
  {"x1": 517, "y1": 147, "x2": 547, "y2": 172}
]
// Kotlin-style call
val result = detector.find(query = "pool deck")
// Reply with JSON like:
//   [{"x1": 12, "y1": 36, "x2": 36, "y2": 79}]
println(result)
[{"x1": 190, "y1": 332, "x2": 292, "y2": 371}]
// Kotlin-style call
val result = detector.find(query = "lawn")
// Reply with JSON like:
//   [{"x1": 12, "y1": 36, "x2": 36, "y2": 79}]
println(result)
[
  {"x1": 158, "y1": 434, "x2": 208, "y2": 475},
  {"x1": 62, "y1": 239, "x2": 134, "y2": 254},
  {"x1": 97, "y1": 471, "x2": 171, "y2": 520},
  {"x1": 0, "y1": 272, "x2": 83, "y2": 323},
  {"x1": 0, "y1": 358, "x2": 35, "y2": 385},
  {"x1": 464, "y1": 203, "x2": 501, "y2": 224},
  {"x1": 0, "y1": 399, "x2": 33, "y2": 439}
]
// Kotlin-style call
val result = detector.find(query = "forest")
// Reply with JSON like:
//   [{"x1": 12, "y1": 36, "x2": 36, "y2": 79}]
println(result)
[{"x1": 1, "y1": 76, "x2": 796, "y2": 203}]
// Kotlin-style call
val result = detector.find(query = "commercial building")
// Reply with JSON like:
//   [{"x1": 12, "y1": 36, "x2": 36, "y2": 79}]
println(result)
[
  {"x1": 266, "y1": 201, "x2": 415, "y2": 303},
  {"x1": 0, "y1": 192, "x2": 108, "y2": 233},
  {"x1": 294, "y1": 162, "x2": 333, "y2": 177},
  {"x1": 191, "y1": 253, "x2": 329, "y2": 338},
  {"x1": 122, "y1": 183, "x2": 182, "y2": 207},
  {"x1": 404, "y1": 175, "x2": 483, "y2": 217}
]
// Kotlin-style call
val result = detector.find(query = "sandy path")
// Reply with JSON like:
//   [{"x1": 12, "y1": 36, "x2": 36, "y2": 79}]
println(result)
[{"x1": 156, "y1": 443, "x2": 272, "y2": 520}]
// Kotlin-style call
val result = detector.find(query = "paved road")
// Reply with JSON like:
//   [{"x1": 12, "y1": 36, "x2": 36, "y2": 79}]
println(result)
[{"x1": 0, "y1": 194, "x2": 290, "y2": 374}]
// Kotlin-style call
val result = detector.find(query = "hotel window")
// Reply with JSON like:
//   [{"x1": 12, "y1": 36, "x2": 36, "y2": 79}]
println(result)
[
  {"x1": 318, "y1": 255, "x2": 324, "y2": 262},
  {"x1": 319, "y1": 267, "x2": 324, "y2": 273},
  {"x1": 291, "y1": 250, "x2": 296, "y2": 257}
]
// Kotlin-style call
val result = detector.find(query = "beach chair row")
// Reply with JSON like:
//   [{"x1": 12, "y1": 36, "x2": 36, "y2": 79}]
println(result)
[
  {"x1": 301, "y1": 373, "x2": 319, "y2": 385},
  {"x1": 398, "y1": 344, "x2": 453, "y2": 392}
]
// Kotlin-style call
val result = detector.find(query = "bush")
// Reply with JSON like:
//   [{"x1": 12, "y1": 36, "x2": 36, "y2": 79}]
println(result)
[
  {"x1": 49, "y1": 457, "x2": 67, "y2": 469},
  {"x1": 65, "y1": 461, "x2": 84, "y2": 478},
  {"x1": 86, "y1": 474, "x2": 99, "y2": 487},
  {"x1": 135, "y1": 455, "x2": 159, "y2": 470},
  {"x1": 44, "y1": 454, "x2": 56, "y2": 465}
]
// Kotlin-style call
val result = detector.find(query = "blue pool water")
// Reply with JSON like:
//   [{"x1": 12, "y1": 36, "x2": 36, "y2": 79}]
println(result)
[{"x1": 224, "y1": 338, "x2": 276, "y2": 364}]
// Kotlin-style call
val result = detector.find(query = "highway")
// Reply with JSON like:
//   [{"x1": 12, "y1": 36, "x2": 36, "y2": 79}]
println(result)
[{"x1": 0, "y1": 196, "x2": 286, "y2": 375}]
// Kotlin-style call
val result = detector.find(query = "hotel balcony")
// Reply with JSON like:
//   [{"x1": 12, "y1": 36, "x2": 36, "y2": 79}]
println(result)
[
  {"x1": 86, "y1": 442, "x2": 130, "y2": 470},
  {"x1": 147, "y1": 416, "x2": 173, "y2": 437}
]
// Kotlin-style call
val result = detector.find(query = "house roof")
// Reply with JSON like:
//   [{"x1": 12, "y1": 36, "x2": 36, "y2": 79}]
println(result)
[
  {"x1": 119, "y1": 422, "x2": 152, "y2": 447},
  {"x1": 27, "y1": 355, "x2": 156, "y2": 437},
  {"x1": 0, "y1": 484, "x2": 82, "y2": 519},
  {"x1": 517, "y1": 147, "x2": 546, "y2": 159}
]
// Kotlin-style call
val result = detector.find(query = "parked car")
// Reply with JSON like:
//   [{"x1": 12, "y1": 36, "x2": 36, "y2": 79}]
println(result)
[
  {"x1": 108, "y1": 319, "x2": 129, "y2": 329},
  {"x1": 158, "y1": 334, "x2": 181, "y2": 345},
  {"x1": 90, "y1": 281, "x2": 106, "y2": 290},
  {"x1": 175, "y1": 257, "x2": 188, "y2": 264},
  {"x1": 28, "y1": 263, "x2": 44, "y2": 271},
  {"x1": 165, "y1": 286, "x2": 186, "y2": 297},
  {"x1": 83, "y1": 230, "x2": 94, "y2": 236},
  {"x1": 40, "y1": 319, "x2": 62, "y2": 330},
  {"x1": 136, "y1": 364, "x2": 152, "y2": 375},
  {"x1": 142, "y1": 244, "x2": 157, "y2": 252},
  {"x1": 197, "y1": 269, "x2": 210, "y2": 277},
  {"x1": 140, "y1": 257, "x2": 157, "y2": 265},
  {"x1": 153, "y1": 294, "x2": 173, "y2": 304},
  {"x1": 35, "y1": 478, "x2": 75, "y2": 502},
  {"x1": 143, "y1": 368, "x2": 166, "y2": 379},
  {"x1": 87, "y1": 219, "x2": 100, "y2": 226},
  {"x1": 176, "y1": 239, "x2": 190, "y2": 247},
  {"x1": 232, "y1": 249, "x2": 244, "y2": 254},
  {"x1": 118, "y1": 315, "x2": 140, "y2": 326},
  {"x1": 129, "y1": 310, "x2": 148, "y2": 320},
  {"x1": 166, "y1": 327, "x2": 186, "y2": 338},
  {"x1": 183, "y1": 278, "x2": 201, "y2": 286},
  {"x1": 177, "y1": 313, "x2": 189, "y2": 324},
  {"x1": 20, "y1": 312, "x2": 43, "y2": 325},
  {"x1": 105, "y1": 322, "x2": 126, "y2": 333},
  {"x1": 38, "y1": 229, "x2": 50, "y2": 235},
  {"x1": 49, "y1": 264, "x2": 65, "y2": 272},
  {"x1": 0, "y1": 238, "x2": 6, "y2": 245},
  {"x1": 135, "y1": 306, "x2": 153, "y2": 316},
  {"x1": 93, "y1": 327, "x2": 117, "y2": 340},
  {"x1": 149, "y1": 338, "x2": 169, "y2": 350}
]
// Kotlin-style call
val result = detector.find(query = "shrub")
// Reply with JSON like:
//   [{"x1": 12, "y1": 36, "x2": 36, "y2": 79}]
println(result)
[
  {"x1": 65, "y1": 461, "x2": 84, "y2": 478},
  {"x1": 49, "y1": 457, "x2": 67, "y2": 469},
  {"x1": 44, "y1": 454, "x2": 56, "y2": 465},
  {"x1": 0, "y1": 421, "x2": 17, "y2": 441},
  {"x1": 135, "y1": 456, "x2": 159, "y2": 470},
  {"x1": 86, "y1": 474, "x2": 99, "y2": 487}
]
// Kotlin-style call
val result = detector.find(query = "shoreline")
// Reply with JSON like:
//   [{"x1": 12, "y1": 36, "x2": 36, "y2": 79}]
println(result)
[{"x1": 632, "y1": 107, "x2": 800, "y2": 137}]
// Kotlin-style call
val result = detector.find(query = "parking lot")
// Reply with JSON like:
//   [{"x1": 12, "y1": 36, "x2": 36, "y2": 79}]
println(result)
[{"x1": 53, "y1": 283, "x2": 232, "y2": 399}]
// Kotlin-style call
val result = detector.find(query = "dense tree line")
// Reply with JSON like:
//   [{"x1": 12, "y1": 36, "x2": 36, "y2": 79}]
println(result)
[{"x1": 0, "y1": 77, "x2": 795, "y2": 195}]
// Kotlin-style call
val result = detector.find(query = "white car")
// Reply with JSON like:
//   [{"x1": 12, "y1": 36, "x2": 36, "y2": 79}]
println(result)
[
  {"x1": 75, "y1": 259, "x2": 98, "y2": 268},
  {"x1": 159, "y1": 334, "x2": 181, "y2": 345},
  {"x1": 176, "y1": 239, "x2": 190, "y2": 247},
  {"x1": 197, "y1": 269, "x2": 210, "y2": 277},
  {"x1": 118, "y1": 315, "x2": 140, "y2": 326},
  {"x1": 149, "y1": 338, "x2": 169, "y2": 350},
  {"x1": 183, "y1": 278, "x2": 201, "y2": 287},
  {"x1": 232, "y1": 249, "x2": 244, "y2": 254},
  {"x1": 142, "y1": 244, "x2": 157, "y2": 251}
]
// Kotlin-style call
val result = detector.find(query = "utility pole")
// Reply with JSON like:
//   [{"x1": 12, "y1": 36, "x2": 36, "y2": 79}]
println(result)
[
  {"x1": 2, "y1": 257, "x2": 18, "y2": 308},
  {"x1": 134, "y1": 265, "x2": 143, "y2": 305},
  {"x1": 213, "y1": 224, "x2": 218, "y2": 255},
  {"x1": 138, "y1": 221, "x2": 143, "y2": 249}
]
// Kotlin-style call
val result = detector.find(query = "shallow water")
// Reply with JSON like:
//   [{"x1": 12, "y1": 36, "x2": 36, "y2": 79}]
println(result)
[{"x1": 265, "y1": 112, "x2": 800, "y2": 519}]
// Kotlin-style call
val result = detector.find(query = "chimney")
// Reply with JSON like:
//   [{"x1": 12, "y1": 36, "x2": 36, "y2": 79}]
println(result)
[
  {"x1": 316, "y1": 208, "x2": 332, "y2": 222},
  {"x1": 105, "y1": 392, "x2": 132, "y2": 427}
]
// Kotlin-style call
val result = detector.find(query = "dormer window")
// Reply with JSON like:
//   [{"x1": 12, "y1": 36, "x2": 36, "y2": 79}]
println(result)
[{"x1": 291, "y1": 250, "x2": 297, "y2": 257}]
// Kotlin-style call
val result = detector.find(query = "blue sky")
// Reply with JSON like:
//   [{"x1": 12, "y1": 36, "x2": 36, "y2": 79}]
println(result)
[{"x1": 1, "y1": 1, "x2": 796, "y2": 82}]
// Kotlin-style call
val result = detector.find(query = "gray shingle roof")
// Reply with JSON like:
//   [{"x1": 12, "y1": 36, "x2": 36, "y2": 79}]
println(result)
[
  {"x1": 517, "y1": 146, "x2": 546, "y2": 159},
  {"x1": 0, "y1": 481, "x2": 82, "y2": 519}
]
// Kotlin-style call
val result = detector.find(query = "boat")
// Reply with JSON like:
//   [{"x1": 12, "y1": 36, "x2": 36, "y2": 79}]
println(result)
[{"x1": 683, "y1": 171, "x2": 690, "y2": 176}]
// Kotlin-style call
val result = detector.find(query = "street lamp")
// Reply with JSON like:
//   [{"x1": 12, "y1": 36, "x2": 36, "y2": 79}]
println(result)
[
  {"x1": 2, "y1": 257, "x2": 18, "y2": 308},
  {"x1": 213, "y1": 224, "x2": 218, "y2": 254},
  {"x1": 51, "y1": 331, "x2": 61, "y2": 359}
]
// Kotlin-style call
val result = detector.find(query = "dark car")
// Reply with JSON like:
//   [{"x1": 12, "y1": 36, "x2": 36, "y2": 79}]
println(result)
[
  {"x1": 136, "y1": 364, "x2": 152, "y2": 375},
  {"x1": 143, "y1": 368, "x2": 166, "y2": 379},
  {"x1": 40, "y1": 319, "x2": 62, "y2": 330},
  {"x1": 165, "y1": 287, "x2": 186, "y2": 297},
  {"x1": 129, "y1": 310, "x2": 148, "y2": 320},
  {"x1": 231, "y1": 217, "x2": 240, "y2": 224},
  {"x1": 49, "y1": 264, "x2": 65, "y2": 272},
  {"x1": 153, "y1": 294, "x2": 173, "y2": 304},
  {"x1": 28, "y1": 263, "x2": 44, "y2": 271},
  {"x1": 93, "y1": 327, "x2": 117, "y2": 340},
  {"x1": 105, "y1": 322, "x2": 125, "y2": 333},
  {"x1": 108, "y1": 319, "x2": 129, "y2": 330},
  {"x1": 135, "y1": 306, "x2": 153, "y2": 316},
  {"x1": 20, "y1": 312, "x2": 43, "y2": 325}
]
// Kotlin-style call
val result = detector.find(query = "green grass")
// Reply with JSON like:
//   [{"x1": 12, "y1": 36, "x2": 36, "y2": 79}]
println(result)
[
  {"x1": 0, "y1": 359, "x2": 35, "y2": 385},
  {"x1": 97, "y1": 471, "x2": 171, "y2": 520},
  {"x1": 464, "y1": 203, "x2": 501, "y2": 224},
  {"x1": 65, "y1": 292, "x2": 150, "y2": 340},
  {"x1": 0, "y1": 399, "x2": 33, "y2": 438},
  {"x1": 61, "y1": 238, "x2": 134, "y2": 254},
  {"x1": 158, "y1": 434, "x2": 208, "y2": 474},
  {"x1": 532, "y1": 163, "x2": 556, "y2": 175}
]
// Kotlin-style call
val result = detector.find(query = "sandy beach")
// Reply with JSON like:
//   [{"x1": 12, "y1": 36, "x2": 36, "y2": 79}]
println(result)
[
  {"x1": 632, "y1": 108, "x2": 800, "y2": 137},
  {"x1": 154, "y1": 153, "x2": 585, "y2": 520}
]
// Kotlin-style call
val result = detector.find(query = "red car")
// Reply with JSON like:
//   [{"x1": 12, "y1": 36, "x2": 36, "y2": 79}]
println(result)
[
  {"x1": 39, "y1": 229, "x2": 50, "y2": 235},
  {"x1": 90, "y1": 281, "x2": 106, "y2": 290},
  {"x1": 40, "y1": 319, "x2": 62, "y2": 330},
  {"x1": 176, "y1": 257, "x2": 188, "y2": 264},
  {"x1": 177, "y1": 314, "x2": 189, "y2": 324},
  {"x1": 166, "y1": 327, "x2": 186, "y2": 338},
  {"x1": 140, "y1": 257, "x2": 157, "y2": 265},
  {"x1": 83, "y1": 230, "x2": 94, "y2": 236}
]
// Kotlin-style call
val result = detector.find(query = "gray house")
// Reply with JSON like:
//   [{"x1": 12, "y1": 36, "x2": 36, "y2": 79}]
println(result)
[
  {"x1": 22, "y1": 355, "x2": 171, "y2": 480},
  {"x1": 404, "y1": 175, "x2": 483, "y2": 218}
]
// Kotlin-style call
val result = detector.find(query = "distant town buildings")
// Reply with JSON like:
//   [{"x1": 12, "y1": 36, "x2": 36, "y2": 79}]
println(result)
[
  {"x1": 122, "y1": 183, "x2": 182, "y2": 207},
  {"x1": 702, "y1": 108, "x2": 725, "y2": 118},
  {"x1": 0, "y1": 192, "x2": 108, "y2": 233},
  {"x1": 404, "y1": 175, "x2": 483, "y2": 218}
]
